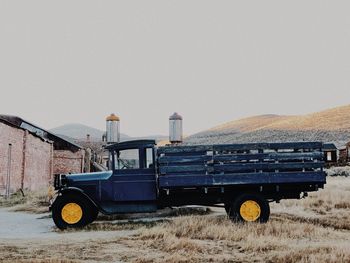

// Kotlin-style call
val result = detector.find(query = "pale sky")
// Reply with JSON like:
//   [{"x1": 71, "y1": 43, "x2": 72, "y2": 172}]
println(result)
[{"x1": 0, "y1": 1, "x2": 349, "y2": 137}]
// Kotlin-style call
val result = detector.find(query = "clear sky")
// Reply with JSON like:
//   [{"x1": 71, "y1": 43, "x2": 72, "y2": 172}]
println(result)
[{"x1": 0, "y1": 1, "x2": 349, "y2": 137}]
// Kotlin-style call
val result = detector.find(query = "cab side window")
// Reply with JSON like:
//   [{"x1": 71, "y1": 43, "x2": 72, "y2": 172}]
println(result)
[
  {"x1": 115, "y1": 149, "x2": 140, "y2": 170},
  {"x1": 145, "y1": 148, "x2": 154, "y2": 168}
]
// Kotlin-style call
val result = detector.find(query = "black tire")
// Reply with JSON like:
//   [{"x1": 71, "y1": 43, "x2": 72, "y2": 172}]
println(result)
[
  {"x1": 87, "y1": 207, "x2": 99, "y2": 224},
  {"x1": 228, "y1": 193, "x2": 270, "y2": 223},
  {"x1": 52, "y1": 194, "x2": 93, "y2": 230},
  {"x1": 224, "y1": 203, "x2": 230, "y2": 214}
]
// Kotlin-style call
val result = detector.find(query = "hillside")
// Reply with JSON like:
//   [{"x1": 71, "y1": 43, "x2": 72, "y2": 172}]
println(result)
[
  {"x1": 186, "y1": 104, "x2": 350, "y2": 147},
  {"x1": 50, "y1": 123, "x2": 130, "y2": 141}
]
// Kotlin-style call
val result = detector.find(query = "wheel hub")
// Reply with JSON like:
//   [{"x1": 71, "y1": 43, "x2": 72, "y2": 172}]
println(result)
[
  {"x1": 61, "y1": 203, "x2": 83, "y2": 224},
  {"x1": 240, "y1": 200, "x2": 261, "y2": 222}
]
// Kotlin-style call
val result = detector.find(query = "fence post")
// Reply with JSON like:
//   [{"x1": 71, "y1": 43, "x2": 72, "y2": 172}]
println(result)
[{"x1": 5, "y1": 143, "x2": 12, "y2": 199}]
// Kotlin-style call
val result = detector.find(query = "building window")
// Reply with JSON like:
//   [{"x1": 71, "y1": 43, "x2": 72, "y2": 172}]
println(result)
[{"x1": 327, "y1": 152, "x2": 332, "y2": 161}]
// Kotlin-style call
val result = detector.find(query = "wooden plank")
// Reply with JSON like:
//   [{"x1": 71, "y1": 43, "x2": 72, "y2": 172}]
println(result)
[
  {"x1": 158, "y1": 162, "x2": 323, "y2": 175},
  {"x1": 213, "y1": 152, "x2": 323, "y2": 162},
  {"x1": 213, "y1": 162, "x2": 324, "y2": 172},
  {"x1": 159, "y1": 171, "x2": 326, "y2": 188},
  {"x1": 158, "y1": 152, "x2": 322, "y2": 166},
  {"x1": 270, "y1": 152, "x2": 323, "y2": 160},
  {"x1": 158, "y1": 155, "x2": 212, "y2": 164},
  {"x1": 213, "y1": 142, "x2": 323, "y2": 151},
  {"x1": 159, "y1": 165, "x2": 207, "y2": 174},
  {"x1": 160, "y1": 151, "x2": 209, "y2": 157},
  {"x1": 158, "y1": 142, "x2": 323, "y2": 155},
  {"x1": 158, "y1": 145, "x2": 213, "y2": 154}
]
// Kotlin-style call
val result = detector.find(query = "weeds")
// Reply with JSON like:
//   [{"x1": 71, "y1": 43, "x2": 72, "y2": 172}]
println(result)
[
  {"x1": 0, "y1": 188, "x2": 50, "y2": 213},
  {"x1": 326, "y1": 166, "x2": 350, "y2": 177}
]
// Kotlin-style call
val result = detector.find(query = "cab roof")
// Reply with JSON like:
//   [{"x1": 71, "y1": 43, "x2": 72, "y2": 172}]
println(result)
[{"x1": 105, "y1": 139, "x2": 156, "y2": 150}]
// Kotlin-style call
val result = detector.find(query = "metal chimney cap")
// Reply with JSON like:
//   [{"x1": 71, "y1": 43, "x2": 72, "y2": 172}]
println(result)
[
  {"x1": 169, "y1": 112, "x2": 182, "y2": 120},
  {"x1": 106, "y1": 113, "x2": 120, "y2": 121}
]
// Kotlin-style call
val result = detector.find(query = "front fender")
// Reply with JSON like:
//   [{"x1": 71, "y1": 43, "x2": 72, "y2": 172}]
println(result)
[{"x1": 49, "y1": 187, "x2": 99, "y2": 211}]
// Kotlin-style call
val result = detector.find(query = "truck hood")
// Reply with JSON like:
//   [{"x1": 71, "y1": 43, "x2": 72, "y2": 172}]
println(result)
[{"x1": 66, "y1": 170, "x2": 113, "y2": 182}]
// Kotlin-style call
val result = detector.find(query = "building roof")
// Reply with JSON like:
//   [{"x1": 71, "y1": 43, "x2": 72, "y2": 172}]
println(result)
[
  {"x1": 0, "y1": 115, "x2": 82, "y2": 151},
  {"x1": 323, "y1": 143, "x2": 337, "y2": 151}
]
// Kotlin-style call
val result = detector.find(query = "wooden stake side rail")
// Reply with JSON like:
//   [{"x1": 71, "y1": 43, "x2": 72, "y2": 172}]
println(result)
[
  {"x1": 157, "y1": 142, "x2": 325, "y2": 188},
  {"x1": 158, "y1": 171, "x2": 326, "y2": 187},
  {"x1": 158, "y1": 152, "x2": 323, "y2": 164},
  {"x1": 157, "y1": 142, "x2": 323, "y2": 154},
  {"x1": 159, "y1": 162, "x2": 324, "y2": 174}
]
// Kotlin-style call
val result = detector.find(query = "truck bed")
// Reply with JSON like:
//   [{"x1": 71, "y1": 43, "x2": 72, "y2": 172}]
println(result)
[{"x1": 157, "y1": 142, "x2": 326, "y2": 189}]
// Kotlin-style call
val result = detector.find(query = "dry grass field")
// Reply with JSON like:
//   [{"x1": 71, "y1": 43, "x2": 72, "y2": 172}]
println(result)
[
  {"x1": 0, "y1": 176, "x2": 349, "y2": 263},
  {"x1": 208, "y1": 104, "x2": 350, "y2": 133},
  {"x1": 122, "y1": 176, "x2": 350, "y2": 262}
]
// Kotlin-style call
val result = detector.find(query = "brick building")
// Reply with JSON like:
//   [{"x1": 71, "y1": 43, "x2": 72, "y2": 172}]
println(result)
[{"x1": 0, "y1": 115, "x2": 84, "y2": 194}]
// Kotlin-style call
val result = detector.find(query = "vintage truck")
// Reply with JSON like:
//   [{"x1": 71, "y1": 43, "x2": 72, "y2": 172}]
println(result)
[{"x1": 51, "y1": 139, "x2": 326, "y2": 229}]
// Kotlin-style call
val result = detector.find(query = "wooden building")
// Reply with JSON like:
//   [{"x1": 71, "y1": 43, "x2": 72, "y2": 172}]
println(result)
[
  {"x1": 339, "y1": 141, "x2": 350, "y2": 164},
  {"x1": 322, "y1": 143, "x2": 337, "y2": 166}
]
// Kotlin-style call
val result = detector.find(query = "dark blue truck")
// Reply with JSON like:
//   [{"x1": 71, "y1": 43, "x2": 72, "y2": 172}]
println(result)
[{"x1": 51, "y1": 140, "x2": 326, "y2": 229}]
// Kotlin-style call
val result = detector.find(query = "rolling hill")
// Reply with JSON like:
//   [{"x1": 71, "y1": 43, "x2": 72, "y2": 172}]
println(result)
[{"x1": 185, "y1": 104, "x2": 350, "y2": 147}]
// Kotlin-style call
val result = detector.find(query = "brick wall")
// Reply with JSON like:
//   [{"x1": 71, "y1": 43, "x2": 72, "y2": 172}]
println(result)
[
  {"x1": 0, "y1": 122, "x2": 52, "y2": 193},
  {"x1": 53, "y1": 150, "x2": 84, "y2": 175},
  {"x1": 22, "y1": 132, "x2": 53, "y2": 191}
]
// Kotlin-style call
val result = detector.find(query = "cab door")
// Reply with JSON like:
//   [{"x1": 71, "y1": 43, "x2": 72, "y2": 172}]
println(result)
[{"x1": 112, "y1": 147, "x2": 157, "y2": 202}]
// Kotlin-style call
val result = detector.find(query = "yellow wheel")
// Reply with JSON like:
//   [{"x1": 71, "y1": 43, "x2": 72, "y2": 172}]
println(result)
[
  {"x1": 239, "y1": 200, "x2": 261, "y2": 222},
  {"x1": 61, "y1": 203, "x2": 83, "y2": 224},
  {"x1": 52, "y1": 194, "x2": 93, "y2": 229},
  {"x1": 228, "y1": 194, "x2": 270, "y2": 223}
]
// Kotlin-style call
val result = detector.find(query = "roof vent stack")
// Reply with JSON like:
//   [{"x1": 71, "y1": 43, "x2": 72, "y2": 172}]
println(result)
[
  {"x1": 106, "y1": 113, "x2": 120, "y2": 144},
  {"x1": 169, "y1": 112, "x2": 183, "y2": 144}
]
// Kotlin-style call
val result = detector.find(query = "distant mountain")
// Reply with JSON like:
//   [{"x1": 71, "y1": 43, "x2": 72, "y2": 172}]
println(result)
[
  {"x1": 50, "y1": 123, "x2": 168, "y2": 144},
  {"x1": 185, "y1": 104, "x2": 350, "y2": 147},
  {"x1": 50, "y1": 123, "x2": 130, "y2": 141}
]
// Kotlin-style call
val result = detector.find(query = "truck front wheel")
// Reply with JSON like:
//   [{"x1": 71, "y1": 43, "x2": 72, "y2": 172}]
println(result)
[
  {"x1": 228, "y1": 193, "x2": 270, "y2": 223},
  {"x1": 52, "y1": 194, "x2": 93, "y2": 230},
  {"x1": 87, "y1": 207, "x2": 99, "y2": 224}
]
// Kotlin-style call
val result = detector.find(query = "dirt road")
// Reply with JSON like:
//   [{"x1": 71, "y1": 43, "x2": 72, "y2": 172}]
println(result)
[
  {"x1": 0, "y1": 207, "x2": 212, "y2": 262},
  {"x1": 0, "y1": 208, "x2": 134, "y2": 240},
  {"x1": 0, "y1": 208, "x2": 146, "y2": 262}
]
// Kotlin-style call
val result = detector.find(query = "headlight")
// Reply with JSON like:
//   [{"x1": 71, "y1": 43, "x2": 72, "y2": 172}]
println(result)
[{"x1": 54, "y1": 174, "x2": 67, "y2": 190}]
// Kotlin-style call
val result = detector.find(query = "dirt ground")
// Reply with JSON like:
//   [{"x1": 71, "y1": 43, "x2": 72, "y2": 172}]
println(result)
[{"x1": 0, "y1": 176, "x2": 349, "y2": 263}]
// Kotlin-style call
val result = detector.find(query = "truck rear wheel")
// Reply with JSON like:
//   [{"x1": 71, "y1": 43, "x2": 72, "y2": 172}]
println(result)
[
  {"x1": 228, "y1": 193, "x2": 270, "y2": 223},
  {"x1": 52, "y1": 194, "x2": 93, "y2": 230}
]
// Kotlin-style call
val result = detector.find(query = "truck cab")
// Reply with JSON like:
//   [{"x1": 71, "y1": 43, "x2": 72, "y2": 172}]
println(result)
[{"x1": 102, "y1": 140, "x2": 158, "y2": 213}]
